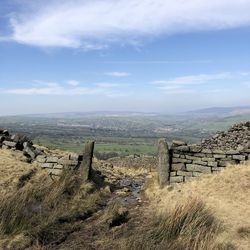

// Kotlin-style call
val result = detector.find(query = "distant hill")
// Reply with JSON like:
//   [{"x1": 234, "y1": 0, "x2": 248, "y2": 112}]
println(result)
[{"x1": 187, "y1": 106, "x2": 250, "y2": 116}]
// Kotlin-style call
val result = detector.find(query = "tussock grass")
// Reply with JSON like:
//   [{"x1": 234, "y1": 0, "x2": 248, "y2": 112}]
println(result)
[
  {"x1": 0, "y1": 169, "x2": 104, "y2": 247},
  {"x1": 102, "y1": 202, "x2": 129, "y2": 228},
  {"x1": 124, "y1": 199, "x2": 219, "y2": 250}
]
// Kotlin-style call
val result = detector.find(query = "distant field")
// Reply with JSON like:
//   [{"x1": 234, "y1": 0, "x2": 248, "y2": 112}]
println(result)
[{"x1": 0, "y1": 112, "x2": 250, "y2": 157}]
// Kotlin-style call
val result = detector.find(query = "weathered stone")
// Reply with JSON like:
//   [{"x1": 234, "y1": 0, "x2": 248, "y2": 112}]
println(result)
[
  {"x1": 78, "y1": 141, "x2": 95, "y2": 182},
  {"x1": 193, "y1": 160, "x2": 208, "y2": 166},
  {"x1": 158, "y1": 139, "x2": 170, "y2": 188},
  {"x1": 0, "y1": 136, "x2": 5, "y2": 142},
  {"x1": 189, "y1": 145, "x2": 202, "y2": 153},
  {"x1": 186, "y1": 164, "x2": 212, "y2": 174},
  {"x1": 225, "y1": 150, "x2": 240, "y2": 155},
  {"x1": 173, "y1": 153, "x2": 180, "y2": 158},
  {"x1": 3, "y1": 130, "x2": 9, "y2": 136},
  {"x1": 201, "y1": 149, "x2": 212, "y2": 154},
  {"x1": 177, "y1": 171, "x2": 193, "y2": 177},
  {"x1": 58, "y1": 159, "x2": 78, "y2": 166},
  {"x1": 175, "y1": 146, "x2": 190, "y2": 152},
  {"x1": 232, "y1": 155, "x2": 246, "y2": 161},
  {"x1": 171, "y1": 163, "x2": 186, "y2": 171},
  {"x1": 36, "y1": 155, "x2": 46, "y2": 163},
  {"x1": 207, "y1": 161, "x2": 218, "y2": 167},
  {"x1": 170, "y1": 171, "x2": 177, "y2": 177},
  {"x1": 3, "y1": 141, "x2": 17, "y2": 148},
  {"x1": 212, "y1": 149, "x2": 225, "y2": 154},
  {"x1": 41, "y1": 163, "x2": 54, "y2": 168},
  {"x1": 202, "y1": 157, "x2": 216, "y2": 162},
  {"x1": 214, "y1": 154, "x2": 226, "y2": 159},
  {"x1": 218, "y1": 160, "x2": 236, "y2": 167},
  {"x1": 172, "y1": 140, "x2": 187, "y2": 147},
  {"x1": 2, "y1": 145, "x2": 8, "y2": 150},
  {"x1": 186, "y1": 155, "x2": 201, "y2": 161},
  {"x1": 53, "y1": 164, "x2": 64, "y2": 169},
  {"x1": 46, "y1": 156, "x2": 59, "y2": 163},
  {"x1": 172, "y1": 158, "x2": 192, "y2": 164},
  {"x1": 170, "y1": 176, "x2": 184, "y2": 183},
  {"x1": 23, "y1": 146, "x2": 36, "y2": 159},
  {"x1": 69, "y1": 153, "x2": 80, "y2": 161}
]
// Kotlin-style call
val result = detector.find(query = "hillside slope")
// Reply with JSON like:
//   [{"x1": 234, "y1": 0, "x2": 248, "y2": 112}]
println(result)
[{"x1": 147, "y1": 163, "x2": 250, "y2": 249}]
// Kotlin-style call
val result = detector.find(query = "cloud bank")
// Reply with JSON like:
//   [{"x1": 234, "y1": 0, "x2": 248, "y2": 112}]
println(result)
[{"x1": 5, "y1": 0, "x2": 250, "y2": 49}]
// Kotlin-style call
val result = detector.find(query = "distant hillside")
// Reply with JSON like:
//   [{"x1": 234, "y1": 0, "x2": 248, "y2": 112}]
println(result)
[{"x1": 188, "y1": 106, "x2": 250, "y2": 116}]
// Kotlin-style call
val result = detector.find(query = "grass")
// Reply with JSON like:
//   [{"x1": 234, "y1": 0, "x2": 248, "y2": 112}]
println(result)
[
  {"x1": 124, "y1": 199, "x2": 220, "y2": 250},
  {"x1": 145, "y1": 162, "x2": 250, "y2": 249},
  {"x1": 0, "y1": 150, "x2": 109, "y2": 248}
]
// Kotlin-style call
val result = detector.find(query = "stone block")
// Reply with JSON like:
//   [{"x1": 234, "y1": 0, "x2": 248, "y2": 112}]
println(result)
[
  {"x1": 175, "y1": 146, "x2": 190, "y2": 152},
  {"x1": 214, "y1": 154, "x2": 226, "y2": 159},
  {"x1": 170, "y1": 176, "x2": 184, "y2": 184},
  {"x1": 41, "y1": 163, "x2": 54, "y2": 168},
  {"x1": 170, "y1": 171, "x2": 177, "y2": 176},
  {"x1": 201, "y1": 149, "x2": 212, "y2": 154},
  {"x1": 172, "y1": 158, "x2": 192, "y2": 164},
  {"x1": 23, "y1": 146, "x2": 36, "y2": 159},
  {"x1": 171, "y1": 163, "x2": 186, "y2": 171},
  {"x1": 186, "y1": 164, "x2": 212, "y2": 174},
  {"x1": 172, "y1": 140, "x2": 187, "y2": 146},
  {"x1": 53, "y1": 164, "x2": 64, "y2": 169},
  {"x1": 36, "y1": 155, "x2": 46, "y2": 163},
  {"x1": 46, "y1": 156, "x2": 59, "y2": 163},
  {"x1": 202, "y1": 157, "x2": 216, "y2": 162},
  {"x1": 186, "y1": 155, "x2": 201, "y2": 161},
  {"x1": 232, "y1": 155, "x2": 246, "y2": 161},
  {"x1": 218, "y1": 160, "x2": 236, "y2": 167},
  {"x1": 3, "y1": 141, "x2": 17, "y2": 148},
  {"x1": 189, "y1": 145, "x2": 202, "y2": 153},
  {"x1": 212, "y1": 149, "x2": 225, "y2": 154},
  {"x1": 193, "y1": 160, "x2": 208, "y2": 166},
  {"x1": 225, "y1": 150, "x2": 240, "y2": 155},
  {"x1": 177, "y1": 171, "x2": 193, "y2": 177},
  {"x1": 207, "y1": 161, "x2": 218, "y2": 167},
  {"x1": 58, "y1": 158, "x2": 78, "y2": 166}
]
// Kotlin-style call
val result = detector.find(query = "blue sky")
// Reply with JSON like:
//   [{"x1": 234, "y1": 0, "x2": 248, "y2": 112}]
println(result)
[{"x1": 0, "y1": 0, "x2": 250, "y2": 115}]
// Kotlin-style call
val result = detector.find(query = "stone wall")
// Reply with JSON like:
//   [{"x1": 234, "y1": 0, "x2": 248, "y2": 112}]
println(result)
[
  {"x1": 107, "y1": 154, "x2": 157, "y2": 170},
  {"x1": 164, "y1": 122, "x2": 250, "y2": 184},
  {"x1": 0, "y1": 129, "x2": 83, "y2": 177}
]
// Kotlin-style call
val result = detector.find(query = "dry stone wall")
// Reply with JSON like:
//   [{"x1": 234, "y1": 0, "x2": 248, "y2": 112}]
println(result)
[
  {"x1": 168, "y1": 122, "x2": 250, "y2": 184},
  {"x1": 0, "y1": 129, "x2": 82, "y2": 177}
]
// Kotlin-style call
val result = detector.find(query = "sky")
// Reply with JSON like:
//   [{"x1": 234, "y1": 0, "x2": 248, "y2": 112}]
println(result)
[{"x1": 0, "y1": 0, "x2": 250, "y2": 115}]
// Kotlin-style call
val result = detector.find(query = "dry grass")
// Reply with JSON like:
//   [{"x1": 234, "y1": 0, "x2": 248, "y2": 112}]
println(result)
[
  {"x1": 124, "y1": 198, "x2": 220, "y2": 250},
  {"x1": 0, "y1": 149, "x2": 39, "y2": 197},
  {"x1": 146, "y1": 162, "x2": 250, "y2": 249},
  {"x1": 0, "y1": 149, "x2": 108, "y2": 249}
]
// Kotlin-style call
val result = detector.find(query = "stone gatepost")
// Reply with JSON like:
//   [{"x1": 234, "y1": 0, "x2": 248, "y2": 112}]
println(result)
[
  {"x1": 158, "y1": 139, "x2": 170, "y2": 188},
  {"x1": 79, "y1": 141, "x2": 95, "y2": 181}
]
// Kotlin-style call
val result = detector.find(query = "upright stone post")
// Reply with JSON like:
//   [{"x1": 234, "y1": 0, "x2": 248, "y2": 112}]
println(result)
[
  {"x1": 158, "y1": 139, "x2": 170, "y2": 188},
  {"x1": 79, "y1": 141, "x2": 95, "y2": 181}
]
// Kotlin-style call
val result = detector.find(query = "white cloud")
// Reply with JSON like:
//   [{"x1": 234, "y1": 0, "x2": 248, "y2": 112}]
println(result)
[
  {"x1": 66, "y1": 80, "x2": 80, "y2": 86},
  {"x1": 6, "y1": 0, "x2": 250, "y2": 48},
  {"x1": 152, "y1": 72, "x2": 231, "y2": 86},
  {"x1": 0, "y1": 80, "x2": 128, "y2": 96},
  {"x1": 105, "y1": 72, "x2": 130, "y2": 77},
  {"x1": 95, "y1": 83, "x2": 120, "y2": 88}
]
